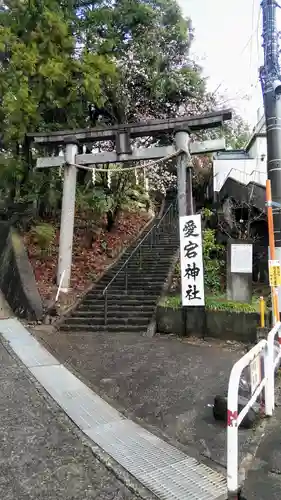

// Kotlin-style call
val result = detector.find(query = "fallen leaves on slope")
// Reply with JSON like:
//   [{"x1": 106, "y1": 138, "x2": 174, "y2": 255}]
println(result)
[{"x1": 24, "y1": 210, "x2": 151, "y2": 310}]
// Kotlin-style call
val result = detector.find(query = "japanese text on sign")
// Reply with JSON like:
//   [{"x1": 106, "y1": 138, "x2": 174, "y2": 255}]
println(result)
[
  {"x1": 250, "y1": 355, "x2": 261, "y2": 395},
  {"x1": 269, "y1": 260, "x2": 281, "y2": 287},
  {"x1": 179, "y1": 214, "x2": 205, "y2": 306},
  {"x1": 231, "y1": 244, "x2": 253, "y2": 274}
]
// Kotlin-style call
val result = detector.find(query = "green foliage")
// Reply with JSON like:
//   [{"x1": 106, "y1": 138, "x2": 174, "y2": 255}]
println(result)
[
  {"x1": 30, "y1": 223, "x2": 56, "y2": 252},
  {"x1": 0, "y1": 0, "x2": 116, "y2": 146},
  {"x1": 76, "y1": 0, "x2": 205, "y2": 123},
  {"x1": 223, "y1": 112, "x2": 250, "y2": 150},
  {"x1": 0, "y1": 0, "x2": 250, "y2": 223},
  {"x1": 203, "y1": 229, "x2": 225, "y2": 293},
  {"x1": 159, "y1": 294, "x2": 257, "y2": 313},
  {"x1": 206, "y1": 296, "x2": 257, "y2": 313},
  {"x1": 76, "y1": 167, "x2": 152, "y2": 230},
  {"x1": 201, "y1": 208, "x2": 212, "y2": 218}
]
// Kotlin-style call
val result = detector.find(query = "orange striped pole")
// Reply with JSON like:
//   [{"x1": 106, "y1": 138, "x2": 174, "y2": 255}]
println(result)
[{"x1": 266, "y1": 179, "x2": 279, "y2": 325}]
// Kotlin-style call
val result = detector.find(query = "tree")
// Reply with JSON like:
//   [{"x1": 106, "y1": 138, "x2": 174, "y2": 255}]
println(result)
[
  {"x1": 70, "y1": 0, "x2": 209, "y2": 204},
  {"x1": 0, "y1": 0, "x2": 116, "y2": 212},
  {"x1": 0, "y1": 0, "x2": 116, "y2": 146},
  {"x1": 218, "y1": 196, "x2": 266, "y2": 242},
  {"x1": 75, "y1": 0, "x2": 206, "y2": 125},
  {"x1": 76, "y1": 164, "x2": 152, "y2": 232},
  {"x1": 223, "y1": 112, "x2": 250, "y2": 150},
  {"x1": 0, "y1": 0, "x2": 249, "y2": 226}
]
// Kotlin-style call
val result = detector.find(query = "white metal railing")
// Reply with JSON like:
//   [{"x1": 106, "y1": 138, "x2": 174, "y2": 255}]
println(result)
[
  {"x1": 214, "y1": 167, "x2": 267, "y2": 192},
  {"x1": 227, "y1": 322, "x2": 281, "y2": 497},
  {"x1": 266, "y1": 322, "x2": 281, "y2": 415}
]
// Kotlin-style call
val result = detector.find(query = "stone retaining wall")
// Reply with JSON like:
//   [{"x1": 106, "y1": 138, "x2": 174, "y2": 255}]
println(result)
[{"x1": 156, "y1": 305, "x2": 266, "y2": 343}]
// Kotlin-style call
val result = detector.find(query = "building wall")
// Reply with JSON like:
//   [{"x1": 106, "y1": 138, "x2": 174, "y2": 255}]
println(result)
[
  {"x1": 213, "y1": 158, "x2": 267, "y2": 192},
  {"x1": 213, "y1": 136, "x2": 267, "y2": 193},
  {"x1": 248, "y1": 135, "x2": 267, "y2": 161}
]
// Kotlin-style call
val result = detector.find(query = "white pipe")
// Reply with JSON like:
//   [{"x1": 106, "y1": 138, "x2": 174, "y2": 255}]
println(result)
[{"x1": 56, "y1": 270, "x2": 65, "y2": 302}]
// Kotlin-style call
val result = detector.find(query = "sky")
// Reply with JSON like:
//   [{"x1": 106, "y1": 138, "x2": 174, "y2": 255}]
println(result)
[{"x1": 177, "y1": 0, "x2": 269, "y2": 126}]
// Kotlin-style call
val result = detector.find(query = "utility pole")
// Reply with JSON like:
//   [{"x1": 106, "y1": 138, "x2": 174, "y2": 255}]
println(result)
[{"x1": 260, "y1": 0, "x2": 281, "y2": 249}]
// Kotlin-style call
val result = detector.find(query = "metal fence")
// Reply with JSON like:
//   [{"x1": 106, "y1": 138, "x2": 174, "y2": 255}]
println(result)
[{"x1": 227, "y1": 322, "x2": 281, "y2": 498}]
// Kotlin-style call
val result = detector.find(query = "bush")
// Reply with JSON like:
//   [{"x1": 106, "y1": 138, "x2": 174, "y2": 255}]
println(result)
[
  {"x1": 206, "y1": 296, "x2": 257, "y2": 313},
  {"x1": 203, "y1": 229, "x2": 225, "y2": 293},
  {"x1": 159, "y1": 294, "x2": 257, "y2": 313},
  {"x1": 30, "y1": 223, "x2": 56, "y2": 253}
]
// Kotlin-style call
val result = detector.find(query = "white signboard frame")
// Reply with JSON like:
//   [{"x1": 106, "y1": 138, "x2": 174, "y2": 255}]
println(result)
[
  {"x1": 179, "y1": 214, "x2": 205, "y2": 307},
  {"x1": 231, "y1": 244, "x2": 253, "y2": 274}
]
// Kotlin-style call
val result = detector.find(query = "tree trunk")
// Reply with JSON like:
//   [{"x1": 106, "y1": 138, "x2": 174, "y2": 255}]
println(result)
[{"x1": 106, "y1": 206, "x2": 120, "y2": 231}]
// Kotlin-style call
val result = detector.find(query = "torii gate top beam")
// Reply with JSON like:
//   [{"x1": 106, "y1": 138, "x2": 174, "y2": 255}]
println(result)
[{"x1": 26, "y1": 109, "x2": 232, "y2": 146}]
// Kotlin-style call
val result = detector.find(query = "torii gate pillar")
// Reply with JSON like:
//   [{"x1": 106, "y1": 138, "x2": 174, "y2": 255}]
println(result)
[{"x1": 58, "y1": 138, "x2": 78, "y2": 292}]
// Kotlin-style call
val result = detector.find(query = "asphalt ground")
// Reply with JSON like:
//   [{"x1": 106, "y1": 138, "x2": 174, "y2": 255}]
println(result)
[
  {"x1": 242, "y1": 385, "x2": 281, "y2": 499},
  {"x1": 33, "y1": 327, "x2": 252, "y2": 470},
  {"x1": 0, "y1": 337, "x2": 139, "y2": 500}
]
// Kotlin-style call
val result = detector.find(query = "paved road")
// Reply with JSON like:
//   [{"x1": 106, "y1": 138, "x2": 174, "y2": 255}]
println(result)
[
  {"x1": 243, "y1": 389, "x2": 281, "y2": 499},
  {"x1": 0, "y1": 338, "x2": 138, "y2": 500},
  {"x1": 33, "y1": 327, "x2": 248, "y2": 469}
]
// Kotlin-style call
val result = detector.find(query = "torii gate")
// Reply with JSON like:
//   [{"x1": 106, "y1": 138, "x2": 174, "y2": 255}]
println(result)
[{"x1": 26, "y1": 109, "x2": 232, "y2": 292}]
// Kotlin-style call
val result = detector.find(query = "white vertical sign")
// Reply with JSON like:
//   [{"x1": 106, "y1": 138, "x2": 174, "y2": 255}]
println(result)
[{"x1": 179, "y1": 214, "x2": 205, "y2": 306}]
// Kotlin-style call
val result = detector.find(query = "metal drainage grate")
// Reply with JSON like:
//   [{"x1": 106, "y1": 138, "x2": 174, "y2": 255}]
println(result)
[
  {"x1": 0, "y1": 318, "x2": 33, "y2": 343},
  {"x1": 0, "y1": 318, "x2": 59, "y2": 367},
  {"x1": 0, "y1": 319, "x2": 227, "y2": 500},
  {"x1": 31, "y1": 364, "x2": 124, "y2": 431},
  {"x1": 86, "y1": 421, "x2": 227, "y2": 500}
]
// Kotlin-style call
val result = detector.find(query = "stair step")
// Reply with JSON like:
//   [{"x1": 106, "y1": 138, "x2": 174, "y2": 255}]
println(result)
[
  {"x1": 69, "y1": 308, "x2": 154, "y2": 317},
  {"x1": 116, "y1": 256, "x2": 177, "y2": 264},
  {"x1": 83, "y1": 295, "x2": 158, "y2": 301},
  {"x1": 100, "y1": 275, "x2": 169, "y2": 282},
  {"x1": 110, "y1": 264, "x2": 174, "y2": 273},
  {"x1": 75, "y1": 304, "x2": 155, "y2": 313},
  {"x1": 82, "y1": 297, "x2": 159, "y2": 305},
  {"x1": 84, "y1": 291, "x2": 159, "y2": 298},
  {"x1": 85, "y1": 289, "x2": 161, "y2": 297},
  {"x1": 109, "y1": 264, "x2": 173, "y2": 270},
  {"x1": 61, "y1": 216, "x2": 179, "y2": 335},
  {"x1": 92, "y1": 283, "x2": 164, "y2": 291},
  {"x1": 91, "y1": 285, "x2": 165, "y2": 292},
  {"x1": 106, "y1": 260, "x2": 174, "y2": 268},
  {"x1": 96, "y1": 273, "x2": 168, "y2": 280},
  {"x1": 118, "y1": 247, "x2": 177, "y2": 255},
  {"x1": 60, "y1": 324, "x2": 148, "y2": 333},
  {"x1": 65, "y1": 316, "x2": 151, "y2": 326},
  {"x1": 118, "y1": 246, "x2": 178, "y2": 254},
  {"x1": 78, "y1": 299, "x2": 157, "y2": 308},
  {"x1": 106, "y1": 266, "x2": 173, "y2": 274},
  {"x1": 92, "y1": 286, "x2": 164, "y2": 293}
]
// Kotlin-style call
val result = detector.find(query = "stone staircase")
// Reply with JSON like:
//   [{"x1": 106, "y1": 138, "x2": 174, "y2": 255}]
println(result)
[{"x1": 60, "y1": 199, "x2": 179, "y2": 334}]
